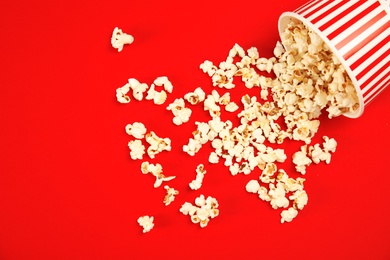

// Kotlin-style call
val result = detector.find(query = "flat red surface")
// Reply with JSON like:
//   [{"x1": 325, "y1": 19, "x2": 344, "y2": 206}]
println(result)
[{"x1": 1, "y1": 0, "x2": 390, "y2": 259}]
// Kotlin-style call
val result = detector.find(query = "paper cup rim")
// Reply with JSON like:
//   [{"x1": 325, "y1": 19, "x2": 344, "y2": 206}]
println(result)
[{"x1": 278, "y1": 12, "x2": 365, "y2": 118}]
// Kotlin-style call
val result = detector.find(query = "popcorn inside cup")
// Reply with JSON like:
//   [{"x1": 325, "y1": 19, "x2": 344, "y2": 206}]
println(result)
[
  {"x1": 278, "y1": 0, "x2": 390, "y2": 118},
  {"x1": 277, "y1": 17, "x2": 361, "y2": 118}
]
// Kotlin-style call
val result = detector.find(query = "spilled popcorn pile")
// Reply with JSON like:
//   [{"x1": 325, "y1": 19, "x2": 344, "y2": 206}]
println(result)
[{"x1": 113, "y1": 20, "x2": 359, "y2": 233}]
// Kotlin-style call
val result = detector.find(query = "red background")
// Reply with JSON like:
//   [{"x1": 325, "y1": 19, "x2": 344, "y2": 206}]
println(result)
[{"x1": 1, "y1": 0, "x2": 390, "y2": 259}]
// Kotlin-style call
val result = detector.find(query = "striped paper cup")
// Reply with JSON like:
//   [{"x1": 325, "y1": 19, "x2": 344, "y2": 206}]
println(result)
[{"x1": 278, "y1": 0, "x2": 390, "y2": 118}]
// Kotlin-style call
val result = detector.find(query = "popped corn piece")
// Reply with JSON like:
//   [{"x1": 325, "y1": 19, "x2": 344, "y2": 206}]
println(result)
[
  {"x1": 128, "y1": 140, "x2": 145, "y2": 160},
  {"x1": 140, "y1": 161, "x2": 175, "y2": 188},
  {"x1": 273, "y1": 41, "x2": 285, "y2": 58},
  {"x1": 268, "y1": 182, "x2": 289, "y2": 209},
  {"x1": 208, "y1": 152, "x2": 219, "y2": 164},
  {"x1": 229, "y1": 43, "x2": 246, "y2": 58},
  {"x1": 258, "y1": 186, "x2": 272, "y2": 202},
  {"x1": 208, "y1": 116, "x2": 225, "y2": 134},
  {"x1": 180, "y1": 202, "x2": 198, "y2": 216},
  {"x1": 200, "y1": 60, "x2": 217, "y2": 77},
  {"x1": 203, "y1": 90, "x2": 221, "y2": 117},
  {"x1": 189, "y1": 164, "x2": 207, "y2": 190},
  {"x1": 153, "y1": 76, "x2": 173, "y2": 93},
  {"x1": 225, "y1": 102, "x2": 239, "y2": 112},
  {"x1": 246, "y1": 180, "x2": 261, "y2": 194},
  {"x1": 145, "y1": 131, "x2": 171, "y2": 158},
  {"x1": 125, "y1": 122, "x2": 147, "y2": 139},
  {"x1": 183, "y1": 138, "x2": 202, "y2": 156},
  {"x1": 166, "y1": 98, "x2": 192, "y2": 125},
  {"x1": 163, "y1": 185, "x2": 179, "y2": 206},
  {"x1": 289, "y1": 190, "x2": 308, "y2": 210},
  {"x1": 218, "y1": 92, "x2": 231, "y2": 105},
  {"x1": 127, "y1": 78, "x2": 148, "y2": 101},
  {"x1": 116, "y1": 83, "x2": 131, "y2": 103},
  {"x1": 145, "y1": 84, "x2": 168, "y2": 105},
  {"x1": 184, "y1": 87, "x2": 206, "y2": 105},
  {"x1": 180, "y1": 194, "x2": 219, "y2": 228},
  {"x1": 137, "y1": 215, "x2": 154, "y2": 233},
  {"x1": 323, "y1": 136, "x2": 337, "y2": 153},
  {"x1": 309, "y1": 143, "x2": 331, "y2": 164},
  {"x1": 260, "y1": 163, "x2": 277, "y2": 183},
  {"x1": 193, "y1": 121, "x2": 212, "y2": 144},
  {"x1": 292, "y1": 145, "x2": 312, "y2": 174},
  {"x1": 280, "y1": 208, "x2": 298, "y2": 223},
  {"x1": 111, "y1": 27, "x2": 134, "y2": 52}
]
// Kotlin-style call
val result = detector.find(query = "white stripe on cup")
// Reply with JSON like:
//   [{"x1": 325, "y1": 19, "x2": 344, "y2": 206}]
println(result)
[
  {"x1": 347, "y1": 23, "x2": 390, "y2": 67},
  {"x1": 322, "y1": 1, "x2": 377, "y2": 39},
  {"x1": 364, "y1": 72, "x2": 390, "y2": 102},
  {"x1": 360, "y1": 60, "x2": 390, "y2": 93},
  {"x1": 338, "y1": 15, "x2": 389, "y2": 58},
  {"x1": 354, "y1": 39, "x2": 390, "y2": 76},
  {"x1": 310, "y1": 0, "x2": 359, "y2": 28},
  {"x1": 301, "y1": 0, "x2": 334, "y2": 17}
]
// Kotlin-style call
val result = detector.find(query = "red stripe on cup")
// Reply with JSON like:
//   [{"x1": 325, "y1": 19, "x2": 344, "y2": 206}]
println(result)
[
  {"x1": 362, "y1": 70, "x2": 390, "y2": 104},
  {"x1": 342, "y1": 18, "x2": 390, "y2": 60},
  {"x1": 295, "y1": 0, "x2": 317, "y2": 14},
  {"x1": 365, "y1": 74, "x2": 390, "y2": 105},
  {"x1": 359, "y1": 57, "x2": 390, "y2": 91},
  {"x1": 336, "y1": 10, "x2": 387, "y2": 51},
  {"x1": 301, "y1": 0, "x2": 330, "y2": 18},
  {"x1": 318, "y1": 1, "x2": 367, "y2": 32},
  {"x1": 310, "y1": 1, "x2": 348, "y2": 25},
  {"x1": 327, "y1": 1, "x2": 380, "y2": 40},
  {"x1": 350, "y1": 32, "x2": 390, "y2": 71},
  {"x1": 364, "y1": 69, "x2": 390, "y2": 98}
]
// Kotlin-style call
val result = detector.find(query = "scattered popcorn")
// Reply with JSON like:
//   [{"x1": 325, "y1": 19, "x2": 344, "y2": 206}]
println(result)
[
  {"x1": 163, "y1": 185, "x2": 179, "y2": 206},
  {"x1": 184, "y1": 87, "x2": 206, "y2": 105},
  {"x1": 141, "y1": 161, "x2": 175, "y2": 188},
  {"x1": 125, "y1": 122, "x2": 147, "y2": 139},
  {"x1": 145, "y1": 131, "x2": 171, "y2": 159},
  {"x1": 116, "y1": 17, "x2": 354, "y2": 226},
  {"x1": 189, "y1": 164, "x2": 206, "y2": 190},
  {"x1": 166, "y1": 98, "x2": 192, "y2": 125},
  {"x1": 128, "y1": 139, "x2": 145, "y2": 160},
  {"x1": 111, "y1": 27, "x2": 134, "y2": 52},
  {"x1": 137, "y1": 215, "x2": 154, "y2": 233},
  {"x1": 180, "y1": 194, "x2": 219, "y2": 228}
]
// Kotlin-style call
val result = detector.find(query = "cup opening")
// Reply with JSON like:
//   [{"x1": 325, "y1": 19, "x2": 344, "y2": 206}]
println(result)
[{"x1": 278, "y1": 12, "x2": 365, "y2": 119}]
